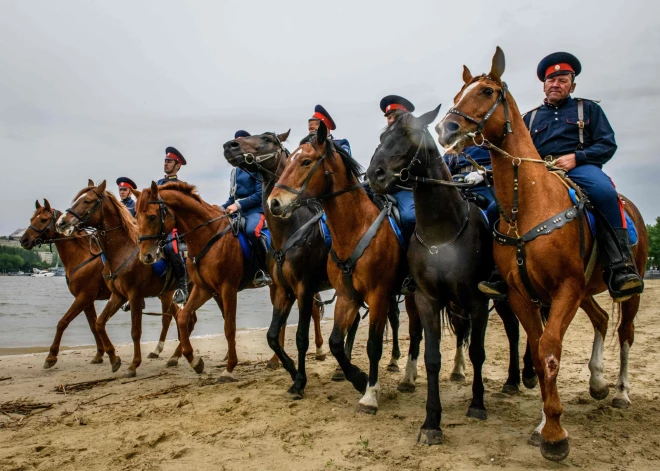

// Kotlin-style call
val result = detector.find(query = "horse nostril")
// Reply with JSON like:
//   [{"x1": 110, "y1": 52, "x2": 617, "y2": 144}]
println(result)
[
  {"x1": 444, "y1": 121, "x2": 460, "y2": 134},
  {"x1": 230, "y1": 140, "x2": 240, "y2": 149},
  {"x1": 374, "y1": 167, "x2": 386, "y2": 180},
  {"x1": 270, "y1": 199, "x2": 281, "y2": 212}
]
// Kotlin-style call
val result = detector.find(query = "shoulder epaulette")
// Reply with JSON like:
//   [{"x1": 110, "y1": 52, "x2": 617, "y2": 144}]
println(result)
[
  {"x1": 521, "y1": 105, "x2": 542, "y2": 118},
  {"x1": 574, "y1": 97, "x2": 600, "y2": 104}
]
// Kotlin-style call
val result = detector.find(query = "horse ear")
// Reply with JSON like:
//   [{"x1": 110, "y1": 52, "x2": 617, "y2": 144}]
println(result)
[
  {"x1": 150, "y1": 181, "x2": 159, "y2": 196},
  {"x1": 35, "y1": 199, "x2": 42, "y2": 209},
  {"x1": 278, "y1": 129, "x2": 291, "y2": 142},
  {"x1": 43, "y1": 199, "x2": 51, "y2": 211},
  {"x1": 131, "y1": 188, "x2": 141, "y2": 199},
  {"x1": 317, "y1": 121, "x2": 328, "y2": 145},
  {"x1": 489, "y1": 46, "x2": 505, "y2": 81},
  {"x1": 462, "y1": 65, "x2": 473, "y2": 84},
  {"x1": 88, "y1": 179, "x2": 95, "y2": 187},
  {"x1": 97, "y1": 180, "x2": 107, "y2": 193},
  {"x1": 417, "y1": 104, "x2": 443, "y2": 128}
]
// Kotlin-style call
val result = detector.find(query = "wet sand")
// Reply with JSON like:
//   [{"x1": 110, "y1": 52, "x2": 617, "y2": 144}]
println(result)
[{"x1": 1, "y1": 283, "x2": 660, "y2": 470}]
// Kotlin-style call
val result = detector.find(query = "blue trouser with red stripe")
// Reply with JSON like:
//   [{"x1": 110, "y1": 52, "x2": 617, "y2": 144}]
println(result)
[
  {"x1": 244, "y1": 212, "x2": 266, "y2": 246},
  {"x1": 567, "y1": 164, "x2": 624, "y2": 229}
]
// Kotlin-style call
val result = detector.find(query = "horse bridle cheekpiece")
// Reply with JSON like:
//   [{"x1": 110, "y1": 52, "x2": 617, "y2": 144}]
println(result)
[
  {"x1": 137, "y1": 198, "x2": 174, "y2": 248},
  {"x1": 447, "y1": 78, "x2": 513, "y2": 138},
  {"x1": 66, "y1": 189, "x2": 105, "y2": 229},
  {"x1": 28, "y1": 209, "x2": 62, "y2": 246}
]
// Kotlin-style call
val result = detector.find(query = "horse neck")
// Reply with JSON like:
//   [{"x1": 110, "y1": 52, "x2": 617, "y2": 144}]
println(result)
[
  {"x1": 52, "y1": 234, "x2": 91, "y2": 269},
  {"x1": 164, "y1": 193, "x2": 227, "y2": 255},
  {"x1": 321, "y1": 169, "x2": 378, "y2": 257},
  {"x1": 411, "y1": 145, "x2": 467, "y2": 238},
  {"x1": 98, "y1": 199, "x2": 134, "y2": 257}
]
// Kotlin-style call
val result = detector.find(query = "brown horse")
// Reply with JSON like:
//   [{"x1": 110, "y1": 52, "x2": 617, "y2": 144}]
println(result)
[
  {"x1": 135, "y1": 181, "x2": 280, "y2": 381},
  {"x1": 437, "y1": 47, "x2": 648, "y2": 461},
  {"x1": 268, "y1": 122, "x2": 423, "y2": 414},
  {"x1": 56, "y1": 181, "x2": 182, "y2": 377}
]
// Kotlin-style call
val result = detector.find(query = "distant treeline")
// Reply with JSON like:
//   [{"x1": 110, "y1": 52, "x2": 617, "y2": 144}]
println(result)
[
  {"x1": 648, "y1": 217, "x2": 660, "y2": 270},
  {"x1": 0, "y1": 245, "x2": 58, "y2": 273}
]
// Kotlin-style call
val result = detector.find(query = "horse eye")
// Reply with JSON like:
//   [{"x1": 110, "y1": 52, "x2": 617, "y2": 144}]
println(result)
[
  {"x1": 302, "y1": 159, "x2": 312, "y2": 166},
  {"x1": 483, "y1": 88, "x2": 494, "y2": 96},
  {"x1": 148, "y1": 214, "x2": 157, "y2": 222},
  {"x1": 40, "y1": 218, "x2": 48, "y2": 223}
]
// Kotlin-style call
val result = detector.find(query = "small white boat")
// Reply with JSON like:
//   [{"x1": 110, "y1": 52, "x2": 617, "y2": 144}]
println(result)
[{"x1": 31, "y1": 269, "x2": 54, "y2": 278}]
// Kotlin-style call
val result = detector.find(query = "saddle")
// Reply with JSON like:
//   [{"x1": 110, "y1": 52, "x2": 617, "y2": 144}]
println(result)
[{"x1": 372, "y1": 194, "x2": 406, "y2": 249}]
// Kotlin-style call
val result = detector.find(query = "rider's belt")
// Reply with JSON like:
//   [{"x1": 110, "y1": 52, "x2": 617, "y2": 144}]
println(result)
[{"x1": 458, "y1": 165, "x2": 476, "y2": 173}]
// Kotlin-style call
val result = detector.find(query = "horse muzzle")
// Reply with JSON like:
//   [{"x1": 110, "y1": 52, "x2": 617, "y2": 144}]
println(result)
[
  {"x1": 20, "y1": 236, "x2": 35, "y2": 250},
  {"x1": 140, "y1": 250, "x2": 159, "y2": 265},
  {"x1": 55, "y1": 215, "x2": 75, "y2": 236},
  {"x1": 435, "y1": 118, "x2": 465, "y2": 150},
  {"x1": 365, "y1": 166, "x2": 394, "y2": 194},
  {"x1": 268, "y1": 196, "x2": 294, "y2": 219}
]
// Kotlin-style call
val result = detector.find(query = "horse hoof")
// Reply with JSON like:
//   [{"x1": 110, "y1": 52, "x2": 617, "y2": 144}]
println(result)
[
  {"x1": 540, "y1": 437, "x2": 570, "y2": 462},
  {"x1": 166, "y1": 358, "x2": 179, "y2": 368},
  {"x1": 315, "y1": 353, "x2": 327, "y2": 361},
  {"x1": 418, "y1": 428, "x2": 443, "y2": 445},
  {"x1": 287, "y1": 386, "x2": 304, "y2": 400},
  {"x1": 43, "y1": 359, "x2": 57, "y2": 369},
  {"x1": 217, "y1": 375, "x2": 237, "y2": 383},
  {"x1": 111, "y1": 358, "x2": 122, "y2": 373},
  {"x1": 450, "y1": 373, "x2": 466, "y2": 383},
  {"x1": 612, "y1": 397, "x2": 631, "y2": 409},
  {"x1": 331, "y1": 369, "x2": 346, "y2": 382},
  {"x1": 467, "y1": 407, "x2": 487, "y2": 420},
  {"x1": 589, "y1": 385, "x2": 610, "y2": 401},
  {"x1": 502, "y1": 384, "x2": 520, "y2": 395},
  {"x1": 266, "y1": 360, "x2": 280, "y2": 370},
  {"x1": 528, "y1": 431, "x2": 542, "y2": 447},
  {"x1": 123, "y1": 370, "x2": 137, "y2": 379},
  {"x1": 356, "y1": 403, "x2": 377, "y2": 415},
  {"x1": 191, "y1": 357, "x2": 205, "y2": 374},
  {"x1": 147, "y1": 352, "x2": 159, "y2": 359},
  {"x1": 90, "y1": 356, "x2": 104, "y2": 364},
  {"x1": 397, "y1": 382, "x2": 416, "y2": 393},
  {"x1": 387, "y1": 364, "x2": 400, "y2": 373},
  {"x1": 523, "y1": 375, "x2": 538, "y2": 389}
]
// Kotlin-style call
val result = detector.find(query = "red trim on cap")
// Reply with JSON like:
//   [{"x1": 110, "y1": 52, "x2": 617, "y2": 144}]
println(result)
[
  {"x1": 118, "y1": 182, "x2": 132, "y2": 188},
  {"x1": 166, "y1": 152, "x2": 182, "y2": 164},
  {"x1": 385, "y1": 103, "x2": 408, "y2": 114},
  {"x1": 545, "y1": 62, "x2": 574, "y2": 78},
  {"x1": 312, "y1": 111, "x2": 332, "y2": 130}
]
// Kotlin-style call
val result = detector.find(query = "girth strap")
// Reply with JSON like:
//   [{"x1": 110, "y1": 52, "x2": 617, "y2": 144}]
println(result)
[
  {"x1": 103, "y1": 246, "x2": 139, "y2": 291},
  {"x1": 192, "y1": 224, "x2": 233, "y2": 266},
  {"x1": 69, "y1": 252, "x2": 102, "y2": 279}
]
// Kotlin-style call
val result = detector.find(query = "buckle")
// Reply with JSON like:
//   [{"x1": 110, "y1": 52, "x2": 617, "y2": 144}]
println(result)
[{"x1": 577, "y1": 121, "x2": 585, "y2": 129}]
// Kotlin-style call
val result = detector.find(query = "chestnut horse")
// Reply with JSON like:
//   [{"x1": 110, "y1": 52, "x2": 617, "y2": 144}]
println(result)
[
  {"x1": 437, "y1": 47, "x2": 648, "y2": 461},
  {"x1": 367, "y1": 106, "x2": 533, "y2": 443},
  {"x1": 135, "y1": 181, "x2": 278, "y2": 381},
  {"x1": 56, "y1": 181, "x2": 182, "y2": 377},
  {"x1": 268, "y1": 122, "x2": 423, "y2": 414}
]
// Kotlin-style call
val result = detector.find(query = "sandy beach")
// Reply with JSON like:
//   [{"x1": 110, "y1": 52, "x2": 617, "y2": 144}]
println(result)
[{"x1": 1, "y1": 282, "x2": 660, "y2": 470}]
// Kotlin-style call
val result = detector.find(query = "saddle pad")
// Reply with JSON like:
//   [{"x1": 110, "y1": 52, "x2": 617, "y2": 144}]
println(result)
[
  {"x1": 152, "y1": 258, "x2": 168, "y2": 278},
  {"x1": 388, "y1": 216, "x2": 406, "y2": 249},
  {"x1": 237, "y1": 232, "x2": 253, "y2": 261},
  {"x1": 568, "y1": 188, "x2": 638, "y2": 245},
  {"x1": 320, "y1": 214, "x2": 333, "y2": 249}
]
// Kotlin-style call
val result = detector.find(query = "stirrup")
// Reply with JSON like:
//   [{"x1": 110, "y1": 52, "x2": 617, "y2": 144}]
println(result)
[
  {"x1": 173, "y1": 288, "x2": 188, "y2": 305},
  {"x1": 400, "y1": 276, "x2": 416, "y2": 296},
  {"x1": 478, "y1": 280, "x2": 508, "y2": 301},
  {"x1": 253, "y1": 270, "x2": 273, "y2": 288}
]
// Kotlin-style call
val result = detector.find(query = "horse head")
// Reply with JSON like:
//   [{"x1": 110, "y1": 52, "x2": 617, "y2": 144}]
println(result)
[
  {"x1": 437, "y1": 46, "x2": 514, "y2": 152},
  {"x1": 223, "y1": 130, "x2": 291, "y2": 180},
  {"x1": 367, "y1": 106, "x2": 441, "y2": 194},
  {"x1": 21, "y1": 199, "x2": 60, "y2": 249},
  {"x1": 135, "y1": 181, "x2": 176, "y2": 264},
  {"x1": 56, "y1": 180, "x2": 107, "y2": 236}
]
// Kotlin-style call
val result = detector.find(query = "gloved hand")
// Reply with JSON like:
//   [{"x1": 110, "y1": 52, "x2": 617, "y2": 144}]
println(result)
[{"x1": 465, "y1": 171, "x2": 485, "y2": 185}]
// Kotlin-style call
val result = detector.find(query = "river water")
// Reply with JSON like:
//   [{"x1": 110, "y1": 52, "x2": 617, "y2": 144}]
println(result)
[{"x1": 0, "y1": 277, "x2": 335, "y2": 349}]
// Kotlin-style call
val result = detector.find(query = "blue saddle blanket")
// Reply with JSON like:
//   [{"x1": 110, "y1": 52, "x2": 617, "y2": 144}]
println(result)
[
  {"x1": 319, "y1": 213, "x2": 405, "y2": 249},
  {"x1": 237, "y1": 228, "x2": 271, "y2": 261},
  {"x1": 568, "y1": 188, "x2": 637, "y2": 245}
]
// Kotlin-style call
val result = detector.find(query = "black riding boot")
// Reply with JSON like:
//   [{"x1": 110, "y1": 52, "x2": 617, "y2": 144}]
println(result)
[
  {"x1": 253, "y1": 234, "x2": 273, "y2": 288},
  {"x1": 167, "y1": 252, "x2": 189, "y2": 304},
  {"x1": 600, "y1": 226, "x2": 644, "y2": 302},
  {"x1": 478, "y1": 267, "x2": 508, "y2": 300}
]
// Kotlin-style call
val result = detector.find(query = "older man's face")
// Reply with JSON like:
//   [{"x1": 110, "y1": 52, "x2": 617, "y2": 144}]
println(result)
[
  {"x1": 543, "y1": 74, "x2": 576, "y2": 105},
  {"x1": 118, "y1": 187, "x2": 131, "y2": 199}
]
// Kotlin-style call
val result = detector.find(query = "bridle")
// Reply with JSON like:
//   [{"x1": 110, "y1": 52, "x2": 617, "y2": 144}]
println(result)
[
  {"x1": 66, "y1": 189, "x2": 106, "y2": 230},
  {"x1": 28, "y1": 209, "x2": 62, "y2": 246},
  {"x1": 236, "y1": 132, "x2": 289, "y2": 181},
  {"x1": 137, "y1": 198, "x2": 175, "y2": 249}
]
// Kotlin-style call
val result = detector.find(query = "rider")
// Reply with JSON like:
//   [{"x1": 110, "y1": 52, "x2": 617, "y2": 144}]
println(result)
[
  {"x1": 222, "y1": 130, "x2": 273, "y2": 287},
  {"x1": 158, "y1": 146, "x2": 189, "y2": 304},
  {"x1": 116, "y1": 177, "x2": 137, "y2": 217},
  {"x1": 307, "y1": 105, "x2": 352, "y2": 156},
  {"x1": 478, "y1": 51, "x2": 643, "y2": 301}
]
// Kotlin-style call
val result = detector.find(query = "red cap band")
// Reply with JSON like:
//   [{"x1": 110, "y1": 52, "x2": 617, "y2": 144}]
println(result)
[
  {"x1": 166, "y1": 152, "x2": 182, "y2": 164},
  {"x1": 118, "y1": 182, "x2": 131, "y2": 188},
  {"x1": 545, "y1": 63, "x2": 574, "y2": 79},
  {"x1": 312, "y1": 111, "x2": 332, "y2": 130},
  {"x1": 385, "y1": 103, "x2": 408, "y2": 114}
]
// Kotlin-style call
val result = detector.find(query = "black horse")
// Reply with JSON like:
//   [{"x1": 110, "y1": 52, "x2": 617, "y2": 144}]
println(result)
[
  {"x1": 223, "y1": 131, "x2": 403, "y2": 398},
  {"x1": 367, "y1": 107, "x2": 532, "y2": 444}
]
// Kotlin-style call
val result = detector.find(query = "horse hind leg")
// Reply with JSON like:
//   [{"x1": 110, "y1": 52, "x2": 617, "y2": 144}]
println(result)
[
  {"x1": 44, "y1": 296, "x2": 93, "y2": 368},
  {"x1": 357, "y1": 296, "x2": 389, "y2": 415},
  {"x1": 312, "y1": 294, "x2": 326, "y2": 361},
  {"x1": 398, "y1": 295, "x2": 423, "y2": 393},
  {"x1": 288, "y1": 291, "x2": 315, "y2": 399},
  {"x1": 96, "y1": 293, "x2": 126, "y2": 373},
  {"x1": 449, "y1": 306, "x2": 469, "y2": 383},
  {"x1": 386, "y1": 298, "x2": 401, "y2": 373},
  {"x1": 494, "y1": 301, "x2": 522, "y2": 394},
  {"x1": 149, "y1": 299, "x2": 174, "y2": 359},
  {"x1": 466, "y1": 302, "x2": 489, "y2": 420},
  {"x1": 612, "y1": 295, "x2": 639, "y2": 408},
  {"x1": 580, "y1": 296, "x2": 610, "y2": 400},
  {"x1": 266, "y1": 287, "x2": 296, "y2": 378},
  {"x1": 331, "y1": 307, "x2": 360, "y2": 381},
  {"x1": 124, "y1": 295, "x2": 145, "y2": 378},
  {"x1": 329, "y1": 296, "x2": 366, "y2": 390},
  {"x1": 83, "y1": 305, "x2": 105, "y2": 364}
]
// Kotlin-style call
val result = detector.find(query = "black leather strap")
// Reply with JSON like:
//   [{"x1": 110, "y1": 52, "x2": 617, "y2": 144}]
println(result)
[{"x1": 192, "y1": 224, "x2": 232, "y2": 266}]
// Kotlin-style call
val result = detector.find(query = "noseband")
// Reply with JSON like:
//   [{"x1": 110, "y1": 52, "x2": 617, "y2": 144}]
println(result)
[
  {"x1": 28, "y1": 209, "x2": 62, "y2": 246},
  {"x1": 66, "y1": 190, "x2": 105, "y2": 229},
  {"x1": 237, "y1": 132, "x2": 289, "y2": 180},
  {"x1": 447, "y1": 79, "x2": 513, "y2": 137},
  {"x1": 137, "y1": 199, "x2": 174, "y2": 247}
]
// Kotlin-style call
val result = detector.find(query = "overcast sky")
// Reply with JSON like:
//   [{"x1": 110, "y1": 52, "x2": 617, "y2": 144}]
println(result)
[{"x1": 1, "y1": 0, "x2": 658, "y2": 236}]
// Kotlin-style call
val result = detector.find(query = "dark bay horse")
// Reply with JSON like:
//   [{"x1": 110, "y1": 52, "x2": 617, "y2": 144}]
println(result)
[
  {"x1": 437, "y1": 47, "x2": 648, "y2": 461},
  {"x1": 268, "y1": 122, "x2": 423, "y2": 413},
  {"x1": 367, "y1": 107, "x2": 529, "y2": 444},
  {"x1": 56, "y1": 181, "x2": 182, "y2": 377},
  {"x1": 135, "y1": 181, "x2": 277, "y2": 382}
]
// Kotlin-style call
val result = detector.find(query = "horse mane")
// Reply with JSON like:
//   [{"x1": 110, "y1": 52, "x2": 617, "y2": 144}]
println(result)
[
  {"x1": 300, "y1": 134, "x2": 364, "y2": 180},
  {"x1": 72, "y1": 186, "x2": 138, "y2": 243},
  {"x1": 149, "y1": 181, "x2": 221, "y2": 214}
]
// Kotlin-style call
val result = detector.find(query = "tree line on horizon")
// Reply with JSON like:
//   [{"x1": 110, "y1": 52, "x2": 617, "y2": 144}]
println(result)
[{"x1": 0, "y1": 245, "x2": 59, "y2": 273}]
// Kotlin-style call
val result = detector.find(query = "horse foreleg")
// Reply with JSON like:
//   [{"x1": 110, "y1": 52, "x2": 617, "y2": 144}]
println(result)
[
  {"x1": 494, "y1": 301, "x2": 522, "y2": 394},
  {"x1": 331, "y1": 306, "x2": 360, "y2": 381},
  {"x1": 83, "y1": 305, "x2": 105, "y2": 364},
  {"x1": 288, "y1": 290, "x2": 315, "y2": 399},
  {"x1": 356, "y1": 294, "x2": 389, "y2": 415},
  {"x1": 266, "y1": 287, "x2": 295, "y2": 376},
  {"x1": 96, "y1": 293, "x2": 126, "y2": 373},
  {"x1": 176, "y1": 287, "x2": 212, "y2": 374},
  {"x1": 580, "y1": 296, "x2": 610, "y2": 400},
  {"x1": 613, "y1": 294, "x2": 640, "y2": 408},
  {"x1": 417, "y1": 292, "x2": 445, "y2": 445},
  {"x1": 218, "y1": 288, "x2": 238, "y2": 382},
  {"x1": 466, "y1": 300, "x2": 489, "y2": 420},
  {"x1": 125, "y1": 295, "x2": 145, "y2": 378},
  {"x1": 449, "y1": 306, "x2": 468, "y2": 383},
  {"x1": 312, "y1": 295, "x2": 325, "y2": 360},
  {"x1": 386, "y1": 298, "x2": 401, "y2": 372},
  {"x1": 44, "y1": 295, "x2": 92, "y2": 369},
  {"x1": 329, "y1": 295, "x2": 365, "y2": 390},
  {"x1": 398, "y1": 295, "x2": 422, "y2": 393}
]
